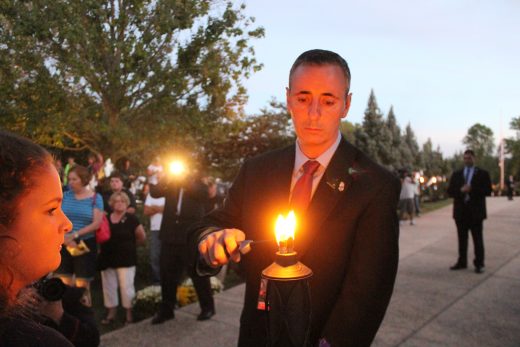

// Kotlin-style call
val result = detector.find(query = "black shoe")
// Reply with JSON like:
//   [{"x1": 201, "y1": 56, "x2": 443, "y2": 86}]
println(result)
[
  {"x1": 475, "y1": 266, "x2": 485, "y2": 274},
  {"x1": 450, "y1": 263, "x2": 467, "y2": 270},
  {"x1": 197, "y1": 309, "x2": 215, "y2": 321},
  {"x1": 151, "y1": 310, "x2": 174, "y2": 325}
]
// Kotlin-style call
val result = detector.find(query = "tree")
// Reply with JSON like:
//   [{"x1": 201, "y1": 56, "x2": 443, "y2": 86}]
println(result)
[
  {"x1": 402, "y1": 123, "x2": 422, "y2": 169},
  {"x1": 505, "y1": 116, "x2": 520, "y2": 177},
  {"x1": 463, "y1": 123, "x2": 498, "y2": 182},
  {"x1": 463, "y1": 123, "x2": 495, "y2": 158},
  {"x1": 385, "y1": 106, "x2": 403, "y2": 170},
  {"x1": 339, "y1": 120, "x2": 356, "y2": 144},
  {"x1": 421, "y1": 138, "x2": 445, "y2": 176},
  {"x1": 0, "y1": 0, "x2": 264, "y2": 161},
  {"x1": 200, "y1": 99, "x2": 294, "y2": 180},
  {"x1": 354, "y1": 90, "x2": 392, "y2": 167}
]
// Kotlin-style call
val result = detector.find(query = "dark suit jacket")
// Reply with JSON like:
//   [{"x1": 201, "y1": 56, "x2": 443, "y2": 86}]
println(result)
[
  {"x1": 150, "y1": 179, "x2": 208, "y2": 245},
  {"x1": 447, "y1": 167, "x2": 492, "y2": 222},
  {"x1": 191, "y1": 138, "x2": 400, "y2": 347}
]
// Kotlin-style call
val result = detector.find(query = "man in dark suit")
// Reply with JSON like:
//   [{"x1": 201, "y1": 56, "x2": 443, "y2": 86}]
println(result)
[
  {"x1": 150, "y1": 169, "x2": 215, "y2": 324},
  {"x1": 192, "y1": 49, "x2": 400, "y2": 346},
  {"x1": 447, "y1": 149, "x2": 492, "y2": 274}
]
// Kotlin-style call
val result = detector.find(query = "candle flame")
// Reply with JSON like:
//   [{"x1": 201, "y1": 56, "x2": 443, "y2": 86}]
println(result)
[
  {"x1": 169, "y1": 160, "x2": 186, "y2": 176},
  {"x1": 275, "y1": 211, "x2": 296, "y2": 244}
]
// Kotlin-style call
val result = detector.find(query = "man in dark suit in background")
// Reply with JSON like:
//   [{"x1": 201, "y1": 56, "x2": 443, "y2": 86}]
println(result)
[
  {"x1": 150, "y1": 168, "x2": 215, "y2": 324},
  {"x1": 192, "y1": 49, "x2": 400, "y2": 347},
  {"x1": 447, "y1": 149, "x2": 492, "y2": 274}
]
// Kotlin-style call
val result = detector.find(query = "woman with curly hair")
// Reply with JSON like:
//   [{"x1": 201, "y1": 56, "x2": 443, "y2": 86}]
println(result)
[{"x1": 0, "y1": 130, "x2": 73, "y2": 346}]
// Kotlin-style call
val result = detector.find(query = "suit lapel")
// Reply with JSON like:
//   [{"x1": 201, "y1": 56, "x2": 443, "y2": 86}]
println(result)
[{"x1": 297, "y1": 138, "x2": 357, "y2": 257}]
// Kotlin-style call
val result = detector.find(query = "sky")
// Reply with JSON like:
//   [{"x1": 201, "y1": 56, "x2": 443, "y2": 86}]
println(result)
[{"x1": 239, "y1": 0, "x2": 520, "y2": 156}]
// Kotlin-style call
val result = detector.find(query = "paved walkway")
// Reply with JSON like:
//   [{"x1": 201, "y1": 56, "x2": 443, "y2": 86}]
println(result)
[{"x1": 101, "y1": 197, "x2": 520, "y2": 346}]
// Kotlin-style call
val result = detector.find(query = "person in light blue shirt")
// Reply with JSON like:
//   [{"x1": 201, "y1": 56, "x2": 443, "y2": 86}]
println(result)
[{"x1": 55, "y1": 165, "x2": 103, "y2": 305}]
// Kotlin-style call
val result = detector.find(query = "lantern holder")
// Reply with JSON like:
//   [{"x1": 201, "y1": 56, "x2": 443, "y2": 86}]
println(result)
[{"x1": 262, "y1": 251, "x2": 313, "y2": 280}]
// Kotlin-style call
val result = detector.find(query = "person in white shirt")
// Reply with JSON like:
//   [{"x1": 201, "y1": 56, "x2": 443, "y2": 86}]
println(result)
[
  {"x1": 399, "y1": 172, "x2": 416, "y2": 225},
  {"x1": 143, "y1": 194, "x2": 165, "y2": 284}
]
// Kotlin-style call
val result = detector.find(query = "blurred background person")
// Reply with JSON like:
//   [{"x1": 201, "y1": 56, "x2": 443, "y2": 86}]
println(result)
[
  {"x1": 55, "y1": 165, "x2": 103, "y2": 306},
  {"x1": 63, "y1": 156, "x2": 76, "y2": 187},
  {"x1": 97, "y1": 192, "x2": 145, "y2": 325},
  {"x1": 115, "y1": 157, "x2": 135, "y2": 189},
  {"x1": 0, "y1": 130, "x2": 73, "y2": 346},
  {"x1": 413, "y1": 172, "x2": 422, "y2": 216},
  {"x1": 399, "y1": 170, "x2": 416, "y2": 225},
  {"x1": 150, "y1": 165, "x2": 215, "y2": 324},
  {"x1": 147, "y1": 155, "x2": 163, "y2": 185},
  {"x1": 506, "y1": 175, "x2": 515, "y2": 201},
  {"x1": 144, "y1": 191, "x2": 165, "y2": 285},
  {"x1": 102, "y1": 171, "x2": 137, "y2": 215},
  {"x1": 203, "y1": 177, "x2": 225, "y2": 214}
]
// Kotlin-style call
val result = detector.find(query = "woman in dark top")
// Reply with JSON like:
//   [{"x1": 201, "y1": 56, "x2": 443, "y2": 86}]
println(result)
[
  {"x1": 98, "y1": 192, "x2": 145, "y2": 324},
  {"x1": 0, "y1": 130, "x2": 73, "y2": 346}
]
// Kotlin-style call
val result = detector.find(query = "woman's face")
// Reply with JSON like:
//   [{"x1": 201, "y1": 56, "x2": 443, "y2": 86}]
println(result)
[
  {"x1": 68, "y1": 171, "x2": 84, "y2": 192},
  {"x1": 112, "y1": 197, "x2": 128, "y2": 213},
  {"x1": 7, "y1": 164, "x2": 72, "y2": 289}
]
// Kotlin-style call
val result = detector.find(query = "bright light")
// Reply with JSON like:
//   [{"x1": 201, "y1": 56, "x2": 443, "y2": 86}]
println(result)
[
  {"x1": 169, "y1": 160, "x2": 186, "y2": 176},
  {"x1": 432, "y1": 176, "x2": 438, "y2": 184},
  {"x1": 275, "y1": 211, "x2": 296, "y2": 244},
  {"x1": 419, "y1": 176, "x2": 425, "y2": 184}
]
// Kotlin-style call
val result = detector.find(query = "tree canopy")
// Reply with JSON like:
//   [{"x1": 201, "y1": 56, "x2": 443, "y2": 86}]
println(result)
[{"x1": 0, "y1": 0, "x2": 264, "y2": 161}]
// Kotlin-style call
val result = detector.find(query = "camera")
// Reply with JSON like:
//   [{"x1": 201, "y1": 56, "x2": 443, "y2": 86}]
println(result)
[{"x1": 34, "y1": 277, "x2": 66, "y2": 301}]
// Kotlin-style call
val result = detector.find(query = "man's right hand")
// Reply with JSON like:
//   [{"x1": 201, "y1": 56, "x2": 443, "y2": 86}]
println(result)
[{"x1": 198, "y1": 229, "x2": 245, "y2": 267}]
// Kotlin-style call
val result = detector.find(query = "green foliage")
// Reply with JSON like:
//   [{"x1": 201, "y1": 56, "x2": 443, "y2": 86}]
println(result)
[
  {"x1": 199, "y1": 99, "x2": 294, "y2": 181},
  {"x1": 505, "y1": 116, "x2": 520, "y2": 177},
  {"x1": 402, "y1": 123, "x2": 422, "y2": 169},
  {"x1": 385, "y1": 106, "x2": 403, "y2": 170},
  {"x1": 462, "y1": 123, "x2": 498, "y2": 181},
  {"x1": 355, "y1": 89, "x2": 392, "y2": 167},
  {"x1": 339, "y1": 119, "x2": 356, "y2": 143},
  {"x1": 0, "y1": 0, "x2": 264, "y2": 161},
  {"x1": 463, "y1": 123, "x2": 495, "y2": 158},
  {"x1": 421, "y1": 138, "x2": 448, "y2": 176}
]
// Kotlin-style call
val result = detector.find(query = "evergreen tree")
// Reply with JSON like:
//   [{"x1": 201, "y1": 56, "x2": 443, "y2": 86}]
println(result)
[
  {"x1": 505, "y1": 116, "x2": 520, "y2": 177},
  {"x1": 355, "y1": 89, "x2": 392, "y2": 167},
  {"x1": 421, "y1": 138, "x2": 445, "y2": 176},
  {"x1": 385, "y1": 106, "x2": 403, "y2": 170},
  {"x1": 402, "y1": 123, "x2": 422, "y2": 169}
]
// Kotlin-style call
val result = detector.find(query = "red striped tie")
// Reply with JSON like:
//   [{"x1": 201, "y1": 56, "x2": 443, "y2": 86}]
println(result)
[{"x1": 290, "y1": 160, "x2": 321, "y2": 212}]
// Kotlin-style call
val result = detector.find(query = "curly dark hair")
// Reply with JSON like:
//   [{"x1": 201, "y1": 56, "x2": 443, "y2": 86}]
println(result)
[{"x1": 0, "y1": 130, "x2": 53, "y2": 315}]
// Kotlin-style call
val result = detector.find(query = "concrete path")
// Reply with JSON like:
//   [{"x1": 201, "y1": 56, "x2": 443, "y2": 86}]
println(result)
[{"x1": 100, "y1": 197, "x2": 520, "y2": 346}]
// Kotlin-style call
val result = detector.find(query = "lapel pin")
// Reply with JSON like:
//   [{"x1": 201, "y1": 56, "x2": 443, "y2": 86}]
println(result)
[{"x1": 338, "y1": 181, "x2": 345, "y2": 192}]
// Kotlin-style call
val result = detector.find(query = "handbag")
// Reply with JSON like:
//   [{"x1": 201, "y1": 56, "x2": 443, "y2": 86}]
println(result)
[{"x1": 92, "y1": 194, "x2": 111, "y2": 244}]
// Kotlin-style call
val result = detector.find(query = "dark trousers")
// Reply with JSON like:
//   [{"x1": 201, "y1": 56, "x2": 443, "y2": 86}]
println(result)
[
  {"x1": 159, "y1": 242, "x2": 214, "y2": 313},
  {"x1": 455, "y1": 218, "x2": 485, "y2": 267}
]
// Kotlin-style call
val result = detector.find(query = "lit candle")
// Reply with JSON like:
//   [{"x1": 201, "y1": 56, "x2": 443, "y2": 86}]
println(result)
[{"x1": 275, "y1": 211, "x2": 296, "y2": 254}]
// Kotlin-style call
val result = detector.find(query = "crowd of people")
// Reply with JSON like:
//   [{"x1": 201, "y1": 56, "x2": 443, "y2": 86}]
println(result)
[
  {"x1": 53, "y1": 153, "x2": 226, "y2": 328},
  {"x1": 0, "y1": 130, "x2": 227, "y2": 346},
  {"x1": 0, "y1": 48, "x2": 514, "y2": 347}
]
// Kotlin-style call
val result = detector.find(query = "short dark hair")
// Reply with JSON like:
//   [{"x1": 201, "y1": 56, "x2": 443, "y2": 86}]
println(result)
[
  {"x1": 110, "y1": 171, "x2": 124, "y2": 181},
  {"x1": 289, "y1": 49, "x2": 351, "y2": 92},
  {"x1": 68, "y1": 165, "x2": 91, "y2": 186},
  {"x1": 464, "y1": 149, "x2": 475, "y2": 157}
]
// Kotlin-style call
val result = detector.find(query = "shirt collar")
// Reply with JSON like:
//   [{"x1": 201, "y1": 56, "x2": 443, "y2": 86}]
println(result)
[{"x1": 294, "y1": 132, "x2": 342, "y2": 173}]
